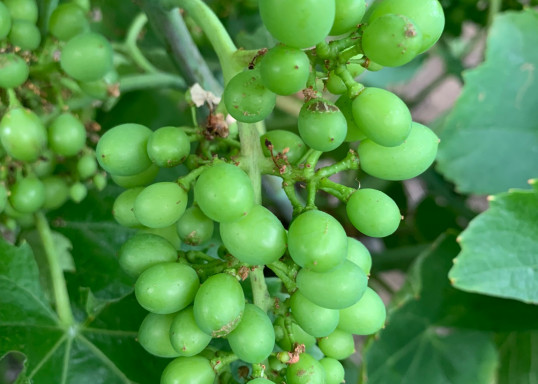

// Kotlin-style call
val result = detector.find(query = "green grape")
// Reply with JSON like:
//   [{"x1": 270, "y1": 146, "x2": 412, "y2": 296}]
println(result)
[
  {"x1": 79, "y1": 69, "x2": 119, "y2": 99},
  {"x1": 259, "y1": 0, "x2": 335, "y2": 49},
  {"x1": 330, "y1": 0, "x2": 366, "y2": 35},
  {"x1": 72, "y1": 0, "x2": 90, "y2": 12},
  {"x1": 3, "y1": 0, "x2": 38, "y2": 23},
  {"x1": 298, "y1": 99, "x2": 347, "y2": 152},
  {"x1": 274, "y1": 316, "x2": 316, "y2": 351},
  {"x1": 133, "y1": 182, "x2": 188, "y2": 229},
  {"x1": 8, "y1": 20, "x2": 41, "y2": 50},
  {"x1": 69, "y1": 182, "x2": 87, "y2": 203},
  {"x1": 193, "y1": 163, "x2": 255, "y2": 223},
  {"x1": 288, "y1": 210, "x2": 347, "y2": 272},
  {"x1": 260, "y1": 130, "x2": 307, "y2": 165},
  {"x1": 318, "y1": 329, "x2": 355, "y2": 360},
  {"x1": 32, "y1": 149, "x2": 56, "y2": 177},
  {"x1": 135, "y1": 262, "x2": 199, "y2": 314},
  {"x1": 227, "y1": 303, "x2": 275, "y2": 363},
  {"x1": 0, "y1": 183, "x2": 7, "y2": 213},
  {"x1": 0, "y1": 53, "x2": 29, "y2": 89},
  {"x1": 347, "y1": 237, "x2": 372, "y2": 275},
  {"x1": 77, "y1": 154, "x2": 98, "y2": 180},
  {"x1": 147, "y1": 126, "x2": 190, "y2": 168},
  {"x1": 335, "y1": 93, "x2": 367, "y2": 142},
  {"x1": 138, "y1": 224, "x2": 182, "y2": 251},
  {"x1": 223, "y1": 69, "x2": 276, "y2": 123},
  {"x1": 248, "y1": 379, "x2": 275, "y2": 384},
  {"x1": 118, "y1": 233, "x2": 177, "y2": 277},
  {"x1": 176, "y1": 206, "x2": 214, "y2": 246},
  {"x1": 220, "y1": 205, "x2": 287, "y2": 265},
  {"x1": 96, "y1": 123, "x2": 152, "y2": 176},
  {"x1": 320, "y1": 358, "x2": 345, "y2": 384},
  {"x1": 193, "y1": 273, "x2": 245, "y2": 337},
  {"x1": 290, "y1": 291, "x2": 339, "y2": 337},
  {"x1": 61, "y1": 33, "x2": 113, "y2": 82},
  {"x1": 346, "y1": 188, "x2": 401, "y2": 238},
  {"x1": 42, "y1": 176, "x2": 69, "y2": 210},
  {"x1": 0, "y1": 108, "x2": 46, "y2": 162},
  {"x1": 362, "y1": 14, "x2": 422, "y2": 67},
  {"x1": 49, "y1": 3, "x2": 89, "y2": 41},
  {"x1": 0, "y1": 3, "x2": 12, "y2": 39},
  {"x1": 325, "y1": 71, "x2": 347, "y2": 95},
  {"x1": 113, "y1": 187, "x2": 143, "y2": 228},
  {"x1": 286, "y1": 353, "x2": 325, "y2": 384},
  {"x1": 338, "y1": 287, "x2": 386, "y2": 335},
  {"x1": 296, "y1": 260, "x2": 367, "y2": 309},
  {"x1": 358, "y1": 122, "x2": 439, "y2": 180},
  {"x1": 351, "y1": 87, "x2": 411, "y2": 147},
  {"x1": 367, "y1": 0, "x2": 445, "y2": 53},
  {"x1": 9, "y1": 177, "x2": 45, "y2": 213},
  {"x1": 169, "y1": 306, "x2": 212, "y2": 356},
  {"x1": 48, "y1": 113, "x2": 86, "y2": 157},
  {"x1": 138, "y1": 312, "x2": 179, "y2": 358},
  {"x1": 161, "y1": 356, "x2": 215, "y2": 384},
  {"x1": 92, "y1": 172, "x2": 107, "y2": 191},
  {"x1": 111, "y1": 164, "x2": 159, "y2": 188},
  {"x1": 260, "y1": 44, "x2": 310, "y2": 96}
]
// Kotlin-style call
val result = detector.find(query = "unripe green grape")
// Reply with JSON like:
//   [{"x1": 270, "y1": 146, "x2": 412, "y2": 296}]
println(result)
[
  {"x1": 290, "y1": 291, "x2": 339, "y2": 337},
  {"x1": 220, "y1": 205, "x2": 287, "y2": 265},
  {"x1": 0, "y1": 53, "x2": 29, "y2": 89},
  {"x1": 118, "y1": 233, "x2": 177, "y2": 277},
  {"x1": 227, "y1": 304, "x2": 275, "y2": 363},
  {"x1": 358, "y1": 122, "x2": 439, "y2": 181},
  {"x1": 260, "y1": 130, "x2": 307, "y2": 165},
  {"x1": 161, "y1": 356, "x2": 215, "y2": 384},
  {"x1": 193, "y1": 273, "x2": 245, "y2": 337},
  {"x1": 48, "y1": 113, "x2": 86, "y2": 157},
  {"x1": 286, "y1": 353, "x2": 325, "y2": 384},
  {"x1": 72, "y1": 0, "x2": 90, "y2": 12},
  {"x1": 169, "y1": 306, "x2": 212, "y2": 356},
  {"x1": 362, "y1": 14, "x2": 422, "y2": 67},
  {"x1": 134, "y1": 182, "x2": 188, "y2": 229},
  {"x1": 9, "y1": 177, "x2": 45, "y2": 213},
  {"x1": 296, "y1": 260, "x2": 368, "y2": 309},
  {"x1": 8, "y1": 20, "x2": 41, "y2": 51},
  {"x1": 110, "y1": 164, "x2": 158, "y2": 188},
  {"x1": 0, "y1": 108, "x2": 47, "y2": 162},
  {"x1": 79, "y1": 69, "x2": 119, "y2": 100},
  {"x1": 42, "y1": 176, "x2": 69, "y2": 210},
  {"x1": 260, "y1": 44, "x2": 310, "y2": 96},
  {"x1": 96, "y1": 123, "x2": 152, "y2": 176},
  {"x1": 194, "y1": 163, "x2": 255, "y2": 223},
  {"x1": 259, "y1": 0, "x2": 335, "y2": 49},
  {"x1": 320, "y1": 358, "x2": 345, "y2": 384},
  {"x1": 298, "y1": 99, "x2": 347, "y2": 152},
  {"x1": 49, "y1": 3, "x2": 89, "y2": 41},
  {"x1": 61, "y1": 33, "x2": 113, "y2": 82},
  {"x1": 135, "y1": 262, "x2": 199, "y2": 314},
  {"x1": 176, "y1": 206, "x2": 214, "y2": 246},
  {"x1": 274, "y1": 316, "x2": 316, "y2": 351},
  {"x1": 138, "y1": 313, "x2": 179, "y2": 358},
  {"x1": 77, "y1": 154, "x2": 98, "y2": 180},
  {"x1": 112, "y1": 187, "x2": 143, "y2": 228},
  {"x1": 147, "y1": 126, "x2": 190, "y2": 168},
  {"x1": 288, "y1": 210, "x2": 347, "y2": 272},
  {"x1": 351, "y1": 87, "x2": 411, "y2": 147},
  {"x1": 138, "y1": 224, "x2": 182, "y2": 251},
  {"x1": 318, "y1": 329, "x2": 355, "y2": 360},
  {"x1": 248, "y1": 379, "x2": 275, "y2": 384},
  {"x1": 347, "y1": 237, "x2": 372, "y2": 275},
  {"x1": 335, "y1": 94, "x2": 367, "y2": 142},
  {"x1": 92, "y1": 172, "x2": 107, "y2": 191},
  {"x1": 338, "y1": 287, "x2": 386, "y2": 335},
  {"x1": 0, "y1": 3, "x2": 12, "y2": 39},
  {"x1": 32, "y1": 149, "x2": 56, "y2": 178},
  {"x1": 326, "y1": 71, "x2": 347, "y2": 95},
  {"x1": 330, "y1": 0, "x2": 366, "y2": 35},
  {"x1": 3, "y1": 0, "x2": 38, "y2": 23},
  {"x1": 223, "y1": 69, "x2": 276, "y2": 123},
  {"x1": 69, "y1": 182, "x2": 87, "y2": 203},
  {"x1": 346, "y1": 189, "x2": 401, "y2": 238}
]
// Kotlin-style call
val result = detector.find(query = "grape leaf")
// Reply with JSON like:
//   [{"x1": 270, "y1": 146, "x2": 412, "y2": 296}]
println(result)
[
  {"x1": 436, "y1": 10, "x2": 538, "y2": 194},
  {"x1": 496, "y1": 332, "x2": 538, "y2": 384},
  {"x1": 448, "y1": 185, "x2": 538, "y2": 303}
]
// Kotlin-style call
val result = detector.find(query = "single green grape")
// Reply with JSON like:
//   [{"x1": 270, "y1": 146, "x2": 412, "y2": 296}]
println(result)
[
  {"x1": 320, "y1": 358, "x2": 345, "y2": 384},
  {"x1": 112, "y1": 188, "x2": 143, "y2": 228},
  {"x1": 49, "y1": 3, "x2": 89, "y2": 41},
  {"x1": 351, "y1": 87, "x2": 411, "y2": 147},
  {"x1": 3, "y1": 0, "x2": 38, "y2": 23},
  {"x1": 335, "y1": 93, "x2": 367, "y2": 142},
  {"x1": 138, "y1": 224, "x2": 182, "y2": 251},
  {"x1": 220, "y1": 205, "x2": 287, "y2": 265},
  {"x1": 346, "y1": 188, "x2": 401, "y2": 238},
  {"x1": 247, "y1": 379, "x2": 275, "y2": 384},
  {"x1": 346, "y1": 237, "x2": 372, "y2": 275},
  {"x1": 110, "y1": 164, "x2": 159, "y2": 188},
  {"x1": 169, "y1": 306, "x2": 212, "y2": 356},
  {"x1": 78, "y1": 69, "x2": 119, "y2": 100},
  {"x1": 48, "y1": 113, "x2": 86, "y2": 157},
  {"x1": 338, "y1": 287, "x2": 386, "y2": 335},
  {"x1": 223, "y1": 69, "x2": 276, "y2": 123},
  {"x1": 274, "y1": 316, "x2": 316, "y2": 351},
  {"x1": 0, "y1": 53, "x2": 29, "y2": 89},
  {"x1": 138, "y1": 313, "x2": 179, "y2": 358},
  {"x1": 9, "y1": 177, "x2": 45, "y2": 213},
  {"x1": 77, "y1": 154, "x2": 98, "y2": 180},
  {"x1": 160, "y1": 356, "x2": 215, "y2": 384},
  {"x1": 318, "y1": 329, "x2": 355, "y2": 360},
  {"x1": 147, "y1": 126, "x2": 190, "y2": 168},
  {"x1": 0, "y1": 3, "x2": 12, "y2": 39},
  {"x1": 358, "y1": 122, "x2": 439, "y2": 180},
  {"x1": 61, "y1": 33, "x2": 113, "y2": 82},
  {"x1": 42, "y1": 176, "x2": 69, "y2": 210},
  {"x1": 330, "y1": 0, "x2": 366, "y2": 35},
  {"x1": 69, "y1": 182, "x2": 87, "y2": 203},
  {"x1": 260, "y1": 130, "x2": 307, "y2": 165},
  {"x1": 298, "y1": 99, "x2": 347, "y2": 152},
  {"x1": 8, "y1": 20, "x2": 41, "y2": 51},
  {"x1": 118, "y1": 233, "x2": 177, "y2": 277},
  {"x1": 133, "y1": 182, "x2": 188, "y2": 229},
  {"x1": 325, "y1": 71, "x2": 347, "y2": 95},
  {"x1": 260, "y1": 44, "x2": 310, "y2": 96},
  {"x1": 286, "y1": 353, "x2": 325, "y2": 384},
  {"x1": 288, "y1": 210, "x2": 347, "y2": 272},
  {"x1": 0, "y1": 108, "x2": 47, "y2": 162},
  {"x1": 259, "y1": 0, "x2": 335, "y2": 48},
  {"x1": 92, "y1": 172, "x2": 107, "y2": 191},
  {"x1": 290, "y1": 290, "x2": 339, "y2": 337},
  {"x1": 176, "y1": 206, "x2": 214, "y2": 246}
]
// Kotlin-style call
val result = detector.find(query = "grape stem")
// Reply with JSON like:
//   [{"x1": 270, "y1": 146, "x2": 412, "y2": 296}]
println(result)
[
  {"x1": 124, "y1": 13, "x2": 160, "y2": 74},
  {"x1": 6, "y1": 89, "x2": 22, "y2": 108},
  {"x1": 267, "y1": 262, "x2": 296, "y2": 293},
  {"x1": 211, "y1": 352, "x2": 239, "y2": 374}
]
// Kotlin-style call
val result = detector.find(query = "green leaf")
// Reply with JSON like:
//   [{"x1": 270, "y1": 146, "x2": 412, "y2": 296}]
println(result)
[
  {"x1": 436, "y1": 10, "x2": 538, "y2": 194},
  {"x1": 496, "y1": 332, "x2": 538, "y2": 384},
  {"x1": 449, "y1": 186, "x2": 538, "y2": 303}
]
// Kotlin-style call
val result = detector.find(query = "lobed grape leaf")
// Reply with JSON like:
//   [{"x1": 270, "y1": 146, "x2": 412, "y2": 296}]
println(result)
[
  {"x1": 496, "y1": 332, "x2": 538, "y2": 384},
  {"x1": 448, "y1": 185, "x2": 538, "y2": 304},
  {"x1": 436, "y1": 10, "x2": 538, "y2": 194}
]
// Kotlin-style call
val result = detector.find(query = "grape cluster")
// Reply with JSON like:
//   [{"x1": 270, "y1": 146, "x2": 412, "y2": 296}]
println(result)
[
  {"x1": 0, "y1": 0, "x2": 114, "y2": 229},
  {"x1": 97, "y1": 0, "x2": 445, "y2": 383}
]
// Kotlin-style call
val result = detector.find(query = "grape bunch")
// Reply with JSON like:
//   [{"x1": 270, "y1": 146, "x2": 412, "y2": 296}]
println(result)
[
  {"x1": 0, "y1": 0, "x2": 116, "y2": 230},
  {"x1": 98, "y1": 0, "x2": 445, "y2": 383}
]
